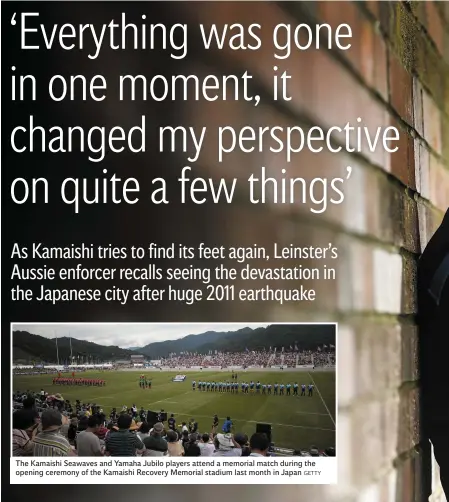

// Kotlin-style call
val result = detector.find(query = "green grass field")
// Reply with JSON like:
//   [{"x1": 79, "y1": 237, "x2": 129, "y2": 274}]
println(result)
[{"x1": 13, "y1": 370, "x2": 336, "y2": 451}]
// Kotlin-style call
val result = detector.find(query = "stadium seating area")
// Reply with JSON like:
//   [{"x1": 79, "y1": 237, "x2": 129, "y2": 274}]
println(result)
[
  {"x1": 13, "y1": 349, "x2": 335, "y2": 373},
  {"x1": 160, "y1": 348, "x2": 335, "y2": 369},
  {"x1": 12, "y1": 392, "x2": 336, "y2": 458}
]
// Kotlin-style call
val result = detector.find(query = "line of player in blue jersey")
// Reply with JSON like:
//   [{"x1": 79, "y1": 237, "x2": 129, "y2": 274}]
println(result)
[{"x1": 191, "y1": 380, "x2": 314, "y2": 396}]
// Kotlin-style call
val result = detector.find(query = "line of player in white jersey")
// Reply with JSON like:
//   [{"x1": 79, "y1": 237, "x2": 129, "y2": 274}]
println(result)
[{"x1": 191, "y1": 380, "x2": 314, "y2": 396}]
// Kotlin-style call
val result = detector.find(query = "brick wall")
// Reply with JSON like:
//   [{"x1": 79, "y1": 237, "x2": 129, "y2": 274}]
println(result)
[{"x1": 176, "y1": 1, "x2": 448, "y2": 501}]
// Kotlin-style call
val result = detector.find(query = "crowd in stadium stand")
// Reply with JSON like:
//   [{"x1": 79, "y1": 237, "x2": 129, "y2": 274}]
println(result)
[
  {"x1": 201, "y1": 351, "x2": 272, "y2": 368},
  {"x1": 162, "y1": 354, "x2": 205, "y2": 368},
  {"x1": 12, "y1": 348, "x2": 335, "y2": 373},
  {"x1": 12, "y1": 392, "x2": 335, "y2": 458},
  {"x1": 159, "y1": 348, "x2": 335, "y2": 369}
]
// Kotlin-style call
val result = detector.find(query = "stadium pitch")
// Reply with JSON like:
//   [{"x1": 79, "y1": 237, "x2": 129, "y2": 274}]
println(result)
[{"x1": 13, "y1": 370, "x2": 336, "y2": 451}]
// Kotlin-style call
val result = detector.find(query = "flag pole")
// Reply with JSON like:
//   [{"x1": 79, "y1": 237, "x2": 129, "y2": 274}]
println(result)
[
  {"x1": 55, "y1": 331, "x2": 60, "y2": 366},
  {"x1": 69, "y1": 335, "x2": 73, "y2": 362}
]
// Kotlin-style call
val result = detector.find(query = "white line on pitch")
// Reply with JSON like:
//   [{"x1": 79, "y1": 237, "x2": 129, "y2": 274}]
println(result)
[
  {"x1": 295, "y1": 411, "x2": 330, "y2": 416},
  {"x1": 307, "y1": 372, "x2": 335, "y2": 428}
]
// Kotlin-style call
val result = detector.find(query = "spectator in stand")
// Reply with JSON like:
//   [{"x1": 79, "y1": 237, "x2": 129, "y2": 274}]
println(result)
[
  {"x1": 76, "y1": 416, "x2": 103, "y2": 456},
  {"x1": 94, "y1": 420, "x2": 108, "y2": 441},
  {"x1": 34, "y1": 409, "x2": 76, "y2": 456},
  {"x1": 157, "y1": 347, "x2": 335, "y2": 369},
  {"x1": 184, "y1": 435, "x2": 201, "y2": 457},
  {"x1": 67, "y1": 418, "x2": 78, "y2": 445},
  {"x1": 213, "y1": 433, "x2": 242, "y2": 457},
  {"x1": 105, "y1": 414, "x2": 144, "y2": 456},
  {"x1": 249, "y1": 433, "x2": 270, "y2": 457},
  {"x1": 234, "y1": 433, "x2": 251, "y2": 456},
  {"x1": 60, "y1": 414, "x2": 71, "y2": 439},
  {"x1": 181, "y1": 430, "x2": 190, "y2": 449},
  {"x1": 104, "y1": 422, "x2": 114, "y2": 440},
  {"x1": 97, "y1": 409, "x2": 106, "y2": 426},
  {"x1": 142, "y1": 422, "x2": 168, "y2": 456},
  {"x1": 12, "y1": 409, "x2": 38, "y2": 456},
  {"x1": 198, "y1": 433, "x2": 215, "y2": 457},
  {"x1": 137, "y1": 422, "x2": 151, "y2": 442},
  {"x1": 166, "y1": 430, "x2": 184, "y2": 457},
  {"x1": 75, "y1": 415, "x2": 88, "y2": 447}
]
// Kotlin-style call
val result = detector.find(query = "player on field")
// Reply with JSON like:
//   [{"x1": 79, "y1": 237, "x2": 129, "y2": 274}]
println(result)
[
  {"x1": 293, "y1": 383, "x2": 299, "y2": 395},
  {"x1": 267, "y1": 383, "x2": 272, "y2": 395},
  {"x1": 301, "y1": 384, "x2": 306, "y2": 396},
  {"x1": 279, "y1": 383, "x2": 285, "y2": 395},
  {"x1": 256, "y1": 381, "x2": 261, "y2": 394},
  {"x1": 274, "y1": 383, "x2": 278, "y2": 395},
  {"x1": 192, "y1": 380, "x2": 196, "y2": 391},
  {"x1": 222, "y1": 416, "x2": 232, "y2": 433},
  {"x1": 308, "y1": 384, "x2": 314, "y2": 396},
  {"x1": 286, "y1": 383, "x2": 291, "y2": 396}
]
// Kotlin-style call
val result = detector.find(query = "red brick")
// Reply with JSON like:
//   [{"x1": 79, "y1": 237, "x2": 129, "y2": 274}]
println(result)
[
  {"x1": 389, "y1": 119, "x2": 416, "y2": 189},
  {"x1": 412, "y1": 78, "x2": 424, "y2": 137},
  {"x1": 422, "y1": 91, "x2": 443, "y2": 155},
  {"x1": 389, "y1": 51, "x2": 414, "y2": 125},
  {"x1": 316, "y1": 1, "x2": 361, "y2": 68},
  {"x1": 396, "y1": 454, "x2": 423, "y2": 502},
  {"x1": 365, "y1": 0, "x2": 380, "y2": 20},
  {"x1": 183, "y1": 2, "x2": 390, "y2": 172},
  {"x1": 426, "y1": 2, "x2": 445, "y2": 56},
  {"x1": 417, "y1": 201, "x2": 445, "y2": 251},
  {"x1": 429, "y1": 154, "x2": 449, "y2": 212},
  {"x1": 318, "y1": 2, "x2": 388, "y2": 101},
  {"x1": 414, "y1": 140, "x2": 430, "y2": 197}
]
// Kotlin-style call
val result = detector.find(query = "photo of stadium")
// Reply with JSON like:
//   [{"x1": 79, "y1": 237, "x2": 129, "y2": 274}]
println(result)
[{"x1": 12, "y1": 323, "x2": 336, "y2": 456}]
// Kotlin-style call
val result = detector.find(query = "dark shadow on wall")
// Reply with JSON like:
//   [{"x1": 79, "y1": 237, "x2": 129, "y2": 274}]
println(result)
[{"x1": 1, "y1": 2, "x2": 250, "y2": 324}]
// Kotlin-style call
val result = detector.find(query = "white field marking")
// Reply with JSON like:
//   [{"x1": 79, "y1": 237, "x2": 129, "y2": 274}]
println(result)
[
  {"x1": 165, "y1": 411, "x2": 335, "y2": 432},
  {"x1": 86, "y1": 396, "x2": 117, "y2": 402},
  {"x1": 107, "y1": 404, "x2": 334, "y2": 432},
  {"x1": 146, "y1": 391, "x2": 192, "y2": 408},
  {"x1": 307, "y1": 372, "x2": 336, "y2": 428}
]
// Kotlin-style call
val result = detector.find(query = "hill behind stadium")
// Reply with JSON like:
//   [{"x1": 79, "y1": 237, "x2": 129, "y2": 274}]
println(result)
[
  {"x1": 13, "y1": 324, "x2": 335, "y2": 363},
  {"x1": 136, "y1": 324, "x2": 335, "y2": 358},
  {"x1": 12, "y1": 331, "x2": 139, "y2": 364}
]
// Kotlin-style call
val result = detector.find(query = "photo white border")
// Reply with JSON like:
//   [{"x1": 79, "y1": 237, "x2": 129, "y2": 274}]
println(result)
[{"x1": 11, "y1": 321, "x2": 338, "y2": 484}]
